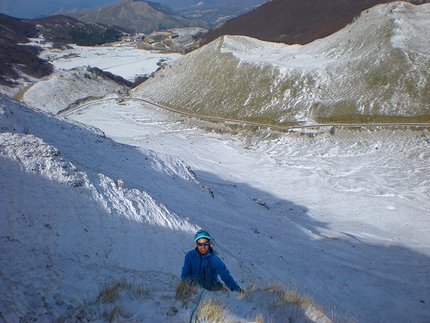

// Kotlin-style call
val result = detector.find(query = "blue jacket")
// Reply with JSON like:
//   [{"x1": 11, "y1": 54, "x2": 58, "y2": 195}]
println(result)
[{"x1": 181, "y1": 247, "x2": 240, "y2": 291}]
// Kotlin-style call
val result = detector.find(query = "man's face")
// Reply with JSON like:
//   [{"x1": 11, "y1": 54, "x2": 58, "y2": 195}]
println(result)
[{"x1": 196, "y1": 238, "x2": 210, "y2": 255}]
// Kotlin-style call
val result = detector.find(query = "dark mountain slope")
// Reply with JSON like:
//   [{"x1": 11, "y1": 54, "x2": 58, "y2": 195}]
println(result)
[
  {"x1": 0, "y1": 14, "x2": 125, "y2": 87},
  {"x1": 200, "y1": 0, "x2": 429, "y2": 45},
  {"x1": 0, "y1": 14, "x2": 52, "y2": 86},
  {"x1": 29, "y1": 15, "x2": 126, "y2": 46}
]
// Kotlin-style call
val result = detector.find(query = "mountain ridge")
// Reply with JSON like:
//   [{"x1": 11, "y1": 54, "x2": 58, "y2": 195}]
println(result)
[
  {"x1": 200, "y1": 0, "x2": 430, "y2": 45},
  {"x1": 52, "y1": 0, "x2": 209, "y2": 33},
  {"x1": 132, "y1": 2, "x2": 430, "y2": 125}
]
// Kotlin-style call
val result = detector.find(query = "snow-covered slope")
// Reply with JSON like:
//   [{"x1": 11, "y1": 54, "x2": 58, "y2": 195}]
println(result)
[
  {"x1": 2, "y1": 91, "x2": 429, "y2": 322},
  {"x1": 16, "y1": 44, "x2": 182, "y2": 114},
  {"x1": 22, "y1": 66, "x2": 129, "y2": 115},
  {"x1": 1, "y1": 2, "x2": 429, "y2": 322},
  {"x1": 132, "y1": 2, "x2": 430, "y2": 124},
  {"x1": 0, "y1": 94, "x2": 201, "y2": 321}
]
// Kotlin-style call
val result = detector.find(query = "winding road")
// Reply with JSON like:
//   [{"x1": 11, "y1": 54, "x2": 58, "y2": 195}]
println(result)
[{"x1": 59, "y1": 96, "x2": 430, "y2": 131}]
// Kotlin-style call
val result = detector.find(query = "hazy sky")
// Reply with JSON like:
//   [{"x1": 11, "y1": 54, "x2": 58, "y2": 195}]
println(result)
[{"x1": 0, "y1": 0, "x2": 189, "y2": 18}]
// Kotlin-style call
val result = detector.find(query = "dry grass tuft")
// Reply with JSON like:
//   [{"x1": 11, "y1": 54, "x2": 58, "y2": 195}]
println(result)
[
  {"x1": 243, "y1": 282, "x2": 336, "y2": 323},
  {"x1": 253, "y1": 313, "x2": 267, "y2": 323},
  {"x1": 196, "y1": 297, "x2": 229, "y2": 323},
  {"x1": 175, "y1": 280, "x2": 198, "y2": 306},
  {"x1": 107, "y1": 305, "x2": 123, "y2": 323},
  {"x1": 97, "y1": 278, "x2": 132, "y2": 303}
]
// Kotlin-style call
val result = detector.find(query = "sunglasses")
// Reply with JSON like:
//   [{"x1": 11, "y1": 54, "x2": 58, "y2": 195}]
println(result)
[{"x1": 197, "y1": 242, "x2": 210, "y2": 247}]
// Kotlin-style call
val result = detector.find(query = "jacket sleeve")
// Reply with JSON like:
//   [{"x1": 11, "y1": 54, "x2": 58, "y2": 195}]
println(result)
[
  {"x1": 181, "y1": 251, "x2": 193, "y2": 282},
  {"x1": 213, "y1": 256, "x2": 240, "y2": 291}
]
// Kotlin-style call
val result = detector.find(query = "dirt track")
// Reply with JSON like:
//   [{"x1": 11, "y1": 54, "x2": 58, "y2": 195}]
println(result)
[{"x1": 60, "y1": 96, "x2": 430, "y2": 132}]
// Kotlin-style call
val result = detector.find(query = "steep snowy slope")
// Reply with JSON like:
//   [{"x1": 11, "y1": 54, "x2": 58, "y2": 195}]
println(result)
[
  {"x1": 0, "y1": 94, "x2": 202, "y2": 321},
  {"x1": 1, "y1": 88, "x2": 430, "y2": 322},
  {"x1": 1, "y1": 93, "x2": 349, "y2": 323},
  {"x1": 132, "y1": 2, "x2": 430, "y2": 125}
]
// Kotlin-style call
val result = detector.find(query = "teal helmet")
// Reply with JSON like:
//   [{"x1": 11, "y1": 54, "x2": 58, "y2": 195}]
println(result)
[{"x1": 194, "y1": 229, "x2": 211, "y2": 242}]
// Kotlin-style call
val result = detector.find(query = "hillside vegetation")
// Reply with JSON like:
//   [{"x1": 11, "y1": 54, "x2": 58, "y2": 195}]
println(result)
[{"x1": 132, "y1": 2, "x2": 430, "y2": 126}]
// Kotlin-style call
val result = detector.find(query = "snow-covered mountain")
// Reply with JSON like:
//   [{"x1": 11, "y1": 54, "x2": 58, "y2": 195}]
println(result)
[
  {"x1": 199, "y1": 0, "x2": 430, "y2": 45},
  {"x1": 132, "y1": 2, "x2": 430, "y2": 125}
]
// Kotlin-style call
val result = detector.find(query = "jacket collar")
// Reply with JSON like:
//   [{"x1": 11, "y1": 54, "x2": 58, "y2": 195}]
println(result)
[{"x1": 195, "y1": 247, "x2": 214, "y2": 256}]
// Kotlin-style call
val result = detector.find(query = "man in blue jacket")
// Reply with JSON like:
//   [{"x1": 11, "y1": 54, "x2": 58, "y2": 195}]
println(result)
[{"x1": 181, "y1": 229, "x2": 243, "y2": 292}]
